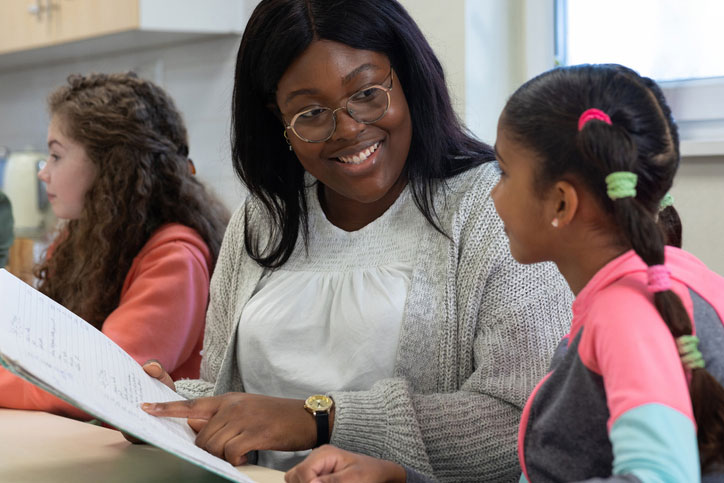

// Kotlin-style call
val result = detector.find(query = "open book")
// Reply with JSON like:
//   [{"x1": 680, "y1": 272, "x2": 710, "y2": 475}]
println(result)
[{"x1": 0, "y1": 269, "x2": 254, "y2": 483}]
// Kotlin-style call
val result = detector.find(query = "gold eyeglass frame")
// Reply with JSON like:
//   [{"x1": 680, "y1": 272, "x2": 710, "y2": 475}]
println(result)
[{"x1": 284, "y1": 69, "x2": 394, "y2": 143}]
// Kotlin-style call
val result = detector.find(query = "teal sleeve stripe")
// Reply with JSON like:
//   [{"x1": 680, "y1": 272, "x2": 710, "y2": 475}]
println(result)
[
  {"x1": 610, "y1": 403, "x2": 700, "y2": 483},
  {"x1": 519, "y1": 473, "x2": 529, "y2": 483}
]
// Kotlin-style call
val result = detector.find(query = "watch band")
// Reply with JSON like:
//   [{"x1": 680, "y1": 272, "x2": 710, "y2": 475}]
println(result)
[
  {"x1": 313, "y1": 410, "x2": 330, "y2": 447},
  {"x1": 304, "y1": 395, "x2": 333, "y2": 448}
]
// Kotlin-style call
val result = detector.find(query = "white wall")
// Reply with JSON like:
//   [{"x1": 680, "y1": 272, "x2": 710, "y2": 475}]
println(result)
[
  {"x1": 399, "y1": 0, "x2": 466, "y2": 121},
  {"x1": 672, "y1": 157, "x2": 724, "y2": 275},
  {"x1": 464, "y1": 0, "x2": 530, "y2": 144},
  {"x1": 408, "y1": 0, "x2": 555, "y2": 144}
]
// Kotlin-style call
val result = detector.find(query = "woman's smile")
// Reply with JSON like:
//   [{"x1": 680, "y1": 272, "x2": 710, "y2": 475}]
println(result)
[
  {"x1": 328, "y1": 140, "x2": 384, "y2": 178},
  {"x1": 335, "y1": 140, "x2": 380, "y2": 165}
]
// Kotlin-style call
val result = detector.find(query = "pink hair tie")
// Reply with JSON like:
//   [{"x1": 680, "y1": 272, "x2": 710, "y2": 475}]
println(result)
[
  {"x1": 647, "y1": 264, "x2": 671, "y2": 293},
  {"x1": 578, "y1": 108, "x2": 612, "y2": 131}
]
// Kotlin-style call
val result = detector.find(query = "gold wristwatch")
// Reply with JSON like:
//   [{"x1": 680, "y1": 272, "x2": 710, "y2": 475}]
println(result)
[{"x1": 304, "y1": 395, "x2": 334, "y2": 447}]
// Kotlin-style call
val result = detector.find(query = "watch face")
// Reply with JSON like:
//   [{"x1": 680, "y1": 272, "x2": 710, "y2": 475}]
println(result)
[{"x1": 305, "y1": 395, "x2": 333, "y2": 412}]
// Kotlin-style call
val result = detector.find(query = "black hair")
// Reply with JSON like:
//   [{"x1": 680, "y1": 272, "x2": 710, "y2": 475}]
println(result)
[
  {"x1": 658, "y1": 205, "x2": 682, "y2": 248},
  {"x1": 501, "y1": 63, "x2": 724, "y2": 470},
  {"x1": 231, "y1": 0, "x2": 492, "y2": 268}
]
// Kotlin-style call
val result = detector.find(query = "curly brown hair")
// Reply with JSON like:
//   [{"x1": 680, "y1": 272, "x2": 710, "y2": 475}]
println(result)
[{"x1": 36, "y1": 72, "x2": 230, "y2": 329}]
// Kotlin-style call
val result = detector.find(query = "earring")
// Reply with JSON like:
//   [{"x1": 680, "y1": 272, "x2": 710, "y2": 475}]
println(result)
[
  {"x1": 283, "y1": 130, "x2": 293, "y2": 151},
  {"x1": 551, "y1": 218, "x2": 559, "y2": 228}
]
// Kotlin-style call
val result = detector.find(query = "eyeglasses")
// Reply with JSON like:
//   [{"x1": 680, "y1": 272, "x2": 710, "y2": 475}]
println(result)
[{"x1": 284, "y1": 69, "x2": 394, "y2": 143}]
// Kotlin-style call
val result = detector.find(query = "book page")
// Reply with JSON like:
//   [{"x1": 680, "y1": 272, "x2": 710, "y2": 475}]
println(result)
[{"x1": 0, "y1": 269, "x2": 254, "y2": 483}]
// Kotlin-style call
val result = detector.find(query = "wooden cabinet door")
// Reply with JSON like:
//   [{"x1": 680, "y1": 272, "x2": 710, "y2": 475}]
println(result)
[
  {"x1": 0, "y1": 0, "x2": 55, "y2": 54},
  {"x1": 49, "y1": 0, "x2": 139, "y2": 45},
  {"x1": 0, "y1": 0, "x2": 139, "y2": 55}
]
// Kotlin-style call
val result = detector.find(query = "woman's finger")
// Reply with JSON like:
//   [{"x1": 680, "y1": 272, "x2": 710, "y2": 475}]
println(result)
[
  {"x1": 142, "y1": 397, "x2": 218, "y2": 418},
  {"x1": 142, "y1": 360, "x2": 175, "y2": 390}
]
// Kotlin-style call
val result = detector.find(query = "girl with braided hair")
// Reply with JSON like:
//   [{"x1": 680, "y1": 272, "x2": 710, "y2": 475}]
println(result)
[
  {"x1": 0, "y1": 72, "x2": 229, "y2": 419},
  {"x1": 493, "y1": 64, "x2": 724, "y2": 482},
  {"x1": 285, "y1": 63, "x2": 724, "y2": 483}
]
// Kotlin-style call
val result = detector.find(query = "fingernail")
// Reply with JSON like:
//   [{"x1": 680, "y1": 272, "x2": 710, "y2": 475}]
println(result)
[{"x1": 141, "y1": 403, "x2": 155, "y2": 411}]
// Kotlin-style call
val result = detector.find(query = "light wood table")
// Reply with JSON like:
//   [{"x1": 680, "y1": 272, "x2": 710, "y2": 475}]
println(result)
[{"x1": 0, "y1": 409, "x2": 285, "y2": 483}]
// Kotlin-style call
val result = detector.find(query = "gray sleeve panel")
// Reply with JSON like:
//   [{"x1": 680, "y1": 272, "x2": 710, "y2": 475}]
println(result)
[
  {"x1": 522, "y1": 328, "x2": 614, "y2": 482},
  {"x1": 691, "y1": 289, "x2": 724, "y2": 483},
  {"x1": 690, "y1": 288, "x2": 724, "y2": 384},
  {"x1": 703, "y1": 469, "x2": 724, "y2": 483}
]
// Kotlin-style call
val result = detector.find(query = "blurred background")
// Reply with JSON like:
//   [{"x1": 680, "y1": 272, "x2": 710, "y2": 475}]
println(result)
[{"x1": 1, "y1": 0, "x2": 722, "y2": 278}]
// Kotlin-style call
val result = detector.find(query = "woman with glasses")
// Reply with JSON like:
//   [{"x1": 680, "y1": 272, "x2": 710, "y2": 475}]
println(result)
[{"x1": 140, "y1": 0, "x2": 573, "y2": 480}]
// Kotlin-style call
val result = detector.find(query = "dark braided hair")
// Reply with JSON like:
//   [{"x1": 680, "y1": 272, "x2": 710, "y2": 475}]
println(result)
[
  {"x1": 501, "y1": 63, "x2": 724, "y2": 471},
  {"x1": 36, "y1": 72, "x2": 229, "y2": 328},
  {"x1": 658, "y1": 205, "x2": 683, "y2": 248}
]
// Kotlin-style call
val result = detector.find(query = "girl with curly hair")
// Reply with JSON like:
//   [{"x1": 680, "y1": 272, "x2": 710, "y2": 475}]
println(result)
[{"x1": 0, "y1": 72, "x2": 229, "y2": 419}]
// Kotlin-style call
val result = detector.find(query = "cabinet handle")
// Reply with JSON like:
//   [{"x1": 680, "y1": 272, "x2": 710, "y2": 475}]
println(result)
[
  {"x1": 27, "y1": 0, "x2": 45, "y2": 20},
  {"x1": 45, "y1": 0, "x2": 58, "y2": 21}
]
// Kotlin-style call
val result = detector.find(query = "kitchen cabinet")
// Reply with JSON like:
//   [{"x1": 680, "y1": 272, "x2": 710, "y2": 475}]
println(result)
[
  {"x1": 0, "y1": 0, "x2": 139, "y2": 55},
  {"x1": 0, "y1": 0, "x2": 248, "y2": 71}
]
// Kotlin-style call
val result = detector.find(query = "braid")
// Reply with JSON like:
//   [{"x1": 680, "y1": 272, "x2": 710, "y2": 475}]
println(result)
[
  {"x1": 658, "y1": 205, "x2": 683, "y2": 248},
  {"x1": 606, "y1": 173, "x2": 724, "y2": 472},
  {"x1": 576, "y1": 71, "x2": 724, "y2": 471}
]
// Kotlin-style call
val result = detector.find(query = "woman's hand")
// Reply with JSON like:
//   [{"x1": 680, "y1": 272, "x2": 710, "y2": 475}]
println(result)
[
  {"x1": 141, "y1": 392, "x2": 318, "y2": 465},
  {"x1": 122, "y1": 360, "x2": 176, "y2": 444},
  {"x1": 142, "y1": 360, "x2": 176, "y2": 391},
  {"x1": 285, "y1": 445, "x2": 407, "y2": 483}
]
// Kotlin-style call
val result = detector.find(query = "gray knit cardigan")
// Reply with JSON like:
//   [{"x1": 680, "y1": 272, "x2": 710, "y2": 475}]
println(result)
[{"x1": 175, "y1": 162, "x2": 573, "y2": 482}]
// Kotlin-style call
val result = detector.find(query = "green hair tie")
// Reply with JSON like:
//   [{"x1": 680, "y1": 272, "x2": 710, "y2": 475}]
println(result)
[
  {"x1": 605, "y1": 172, "x2": 638, "y2": 200},
  {"x1": 660, "y1": 193, "x2": 674, "y2": 210},
  {"x1": 676, "y1": 335, "x2": 706, "y2": 370}
]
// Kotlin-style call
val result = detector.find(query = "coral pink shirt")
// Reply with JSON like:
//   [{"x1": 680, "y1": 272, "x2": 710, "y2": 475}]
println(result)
[{"x1": 0, "y1": 223, "x2": 212, "y2": 419}]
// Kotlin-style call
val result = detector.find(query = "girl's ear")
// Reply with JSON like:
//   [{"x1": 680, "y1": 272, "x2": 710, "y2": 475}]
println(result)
[{"x1": 549, "y1": 180, "x2": 579, "y2": 228}]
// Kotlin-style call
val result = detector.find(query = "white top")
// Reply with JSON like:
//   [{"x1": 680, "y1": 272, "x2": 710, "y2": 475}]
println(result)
[{"x1": 237, "y1": 181, "x2": 423, "y2": 470}]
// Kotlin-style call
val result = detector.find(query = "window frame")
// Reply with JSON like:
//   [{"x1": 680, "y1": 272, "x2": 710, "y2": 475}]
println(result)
[{"x1": 555, "y1": 0, "x2": 724, "y2": 157}]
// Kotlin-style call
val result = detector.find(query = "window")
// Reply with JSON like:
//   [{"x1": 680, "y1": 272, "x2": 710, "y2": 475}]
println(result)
[
  {"x1": 557, "y1": 0, "x2": 724, "y2": 155},
  {"x1": 558, "y1": 0, "x2": 724, "y2": 81}
]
